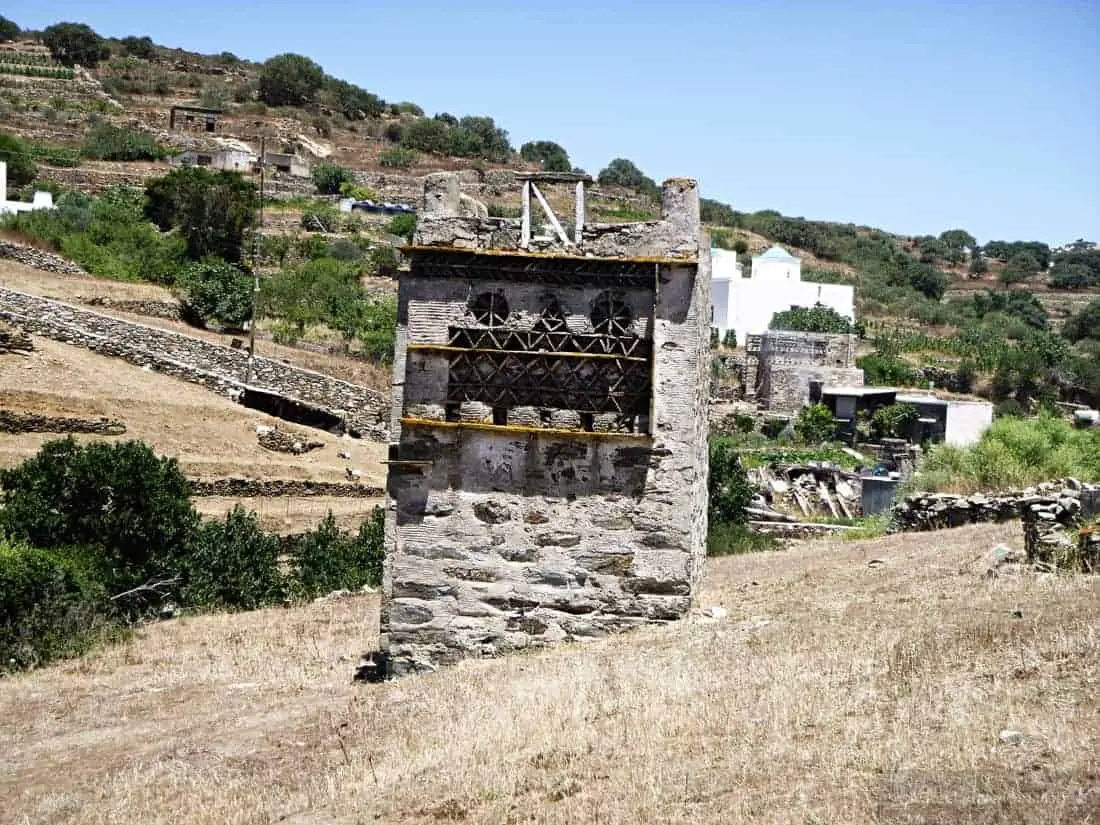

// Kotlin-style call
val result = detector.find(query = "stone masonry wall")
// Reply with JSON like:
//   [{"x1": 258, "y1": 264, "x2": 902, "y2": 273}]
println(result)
[
  {"x1": 893, "y1": 480, "x2": 1098, "y2": 532},
  {"x1": 377, "y1": 174, "x2": 710, "y2": 677},
  {"x1": 0, "y1": 286, "x2": 389, "y2": 439},
  {"x1": 756, "y1": 331, "x2": 861, "y2": 412},
  {"x1": 0, "y1": 242, "x2": 88, "y2": 276}
]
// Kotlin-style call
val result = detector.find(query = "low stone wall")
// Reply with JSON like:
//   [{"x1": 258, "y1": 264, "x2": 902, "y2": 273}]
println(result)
[
  {"x1": 0, "y1": 322, "x2": 33, "y2": 354},
  {"x1": 189, "y1": 478, "x2": 384, "y2": 497},
  {"x1": 0, "y1": 286, "x2": 389, "y2": 440},
  {"x1": 81, "y1": 296, "x2": 182, "y2": 320},
  {"x1": 1022, "y1": 497, "x2": 1100, "y2": 572},
  {"x1": 893, "y1": 480, "x2": 1098, "y2": 532},
  {"x1": 0, "y1": 409, "x2": 126, "y2": 435},
  {"x1": 0, "y1": 242, "x2": 87, "y2": 276}
]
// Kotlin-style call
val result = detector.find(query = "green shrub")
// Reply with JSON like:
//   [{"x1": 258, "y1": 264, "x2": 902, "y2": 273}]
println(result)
[
  {"x1": 378, "y1": 147, "x2": 417, "y2": 168},
  {"x1": 0, "y1": 15, "x2": 19, "y2": 43},
  {"x1": 708, "y1": 439, "x2": 754, "y2": 527},
  {"x1": 300, "y1": 205, "x2": 340, "y2": 232},
  {"x1": 83, "y1": 123, "x2": 165, "y2": 161},
  {"x1": 387, "y1": 213, "x2": 416, "y2": 242},
  {"x1": 311, "y1": 162, "x2": 352, "y2": 195},
  {"x1": 794, "y1": 404, "x2": 836, "y2": 444},
  {"x1": 288, "y1": 508, "x2": 384, "y2": 598},
  {"x1": 182, "y1": 507, "x2": 286, "y2": 611},
  {"x1": 857, "y1": 353, "x2": 921, "y2": 386},
  {"x1": 722, "y1": 329, "x2": 737, "y2": 347},
  {"x1": 0, "y1": 437, "x2": 199, "y2": 593},
  {"x1": 770, "y1": 303, "x2": 854, "y2": 334},
  {"x1": 0, "y1": 539, "x2": 116, "y2": 672},
  {"x1": 177, "y1": 259, "x2": 253, "y2": 329},
  {"x1": 0, "y1": 131, "x2": 37, "y2": 187},
  {"x1": 917, "y1": 415, "x2": 1100, "y2": 493},
  {"x1": 734, "y1": 413, "x2": 756, "y2": 433},
  {"x1": 870, "y1": 403, "x2": 917, "y2": 440}
]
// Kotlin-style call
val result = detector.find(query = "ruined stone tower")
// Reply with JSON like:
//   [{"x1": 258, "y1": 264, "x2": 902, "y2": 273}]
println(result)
[{"x1": 378, "y1": 172, "x2": 711, "y2": 677}]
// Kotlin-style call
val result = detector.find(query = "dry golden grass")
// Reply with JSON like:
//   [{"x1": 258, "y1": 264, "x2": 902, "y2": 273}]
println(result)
[{"x1": 2, "y1": 523, "x2": 1097, "y2": 825}]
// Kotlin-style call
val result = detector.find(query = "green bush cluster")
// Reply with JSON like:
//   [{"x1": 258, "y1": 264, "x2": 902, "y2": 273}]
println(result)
[
  {"x1": 82, "y1": 123, "x2": 166, "y2": 161},
  {"x1": 770, "y1": 303, "x2": 854, "y2": 334},
  {"x1": 400, "y1": 114, "x2": 512, "y2": 162},
  {"x1": 916, "y1": 415, "x2": 1100, "y2": 493},
  {"x1": 0, "y1": 438, "x2": 386, "y2": 672},
  {"x1": 378, "y1": 148, "x2": 417, "y2": 168}
]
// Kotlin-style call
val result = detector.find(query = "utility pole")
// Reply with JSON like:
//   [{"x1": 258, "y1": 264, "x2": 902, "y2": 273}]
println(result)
[{"x1": 245, "y1": 136, "x2": 265, "y2": 386}]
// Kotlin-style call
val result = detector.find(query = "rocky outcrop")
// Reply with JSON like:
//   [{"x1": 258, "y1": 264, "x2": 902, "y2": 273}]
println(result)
[
  {"x1": 256, "y1": 428, "x2": 325, "y2": 455},
  {"x1": 0, "y1": 409, "x2": 126, "y2": 435},
  {"x1": 189, "y1": 478, "x2": 383, "y2": 497},
  {"x1": 0, "y1": 286, "x2": 389, "y2": 440}
]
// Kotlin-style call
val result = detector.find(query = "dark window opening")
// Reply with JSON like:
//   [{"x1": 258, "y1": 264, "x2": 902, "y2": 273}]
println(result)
[
  {"x1": 492, "y1": 407, "x2": 508, "y2": 426},
  {"x1": 579, "y1": 412, "x2": 595, "y2": 432},
  {"x1": 590, "y1": 292, "x2": 633, "y2": 336},
  {"x1": 445, "y1": 402, "x2": 461, "y2": 422},
  {"x1": 469, "y1": 291, "x2": 510, "y2": 326}
]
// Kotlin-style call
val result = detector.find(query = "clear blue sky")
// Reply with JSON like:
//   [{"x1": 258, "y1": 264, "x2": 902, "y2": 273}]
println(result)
[{"x1": 8, "y1": 1, "x2": 1098, "y2": 245}]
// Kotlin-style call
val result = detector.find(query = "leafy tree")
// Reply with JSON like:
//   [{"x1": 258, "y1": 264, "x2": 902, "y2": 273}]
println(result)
[
  {"x1": 1050, "y1": 249, "x2": 1100, "y2": 290},
  {"x1": 708, "y1": 440, "x2": 753, "y2": 526},
  {"x1": 42, "y1": 22, "x2": 110, "y2": 68},
  {"x1": 1063, "y1": 299, "x2": 1100, "y2": 343},
  {"x1": 769, "y1": 302, "x2": 854, "y2": 334},
  {"x1": 356, "y1": 295, "x2": 398, "y2": 363},
  {"x1": 183, "y1": 507, "x2": 286, "y2": 610},
  {"x1": 321, "y1": 76, "x2": 384, "y2": 120},
  {"x1": 597, "y1": 158, "x2": 660, "y2": 199},
  {"x1": 984, "y1": 240, "x2": 1051, "y2": 268},
  {"x1": 939, "y1": 229, "x2": 976, "y2": 253},
  {"x1": 905, "y1": 261, "x2": 948, "y2": 300},
  {"x1": 0, "y1": 15, "x2": 20, "y2": 42},
  {"x1": 794, "y1": 403, "x2": 836, "y2": 444},
  {"x1": 857, "y1": 353, "x2": 921, "y2": 386},
  {"x1": 958, "y1": 289, "x2": 1048, "y2": 330},
  {"x1": 1000, "y1": 251, "x2": 1041, "y2": 284},
  {"x1": 258, "y1": 53, "x2": 324, "y2": 107},
  {"x1": 119, "y1": 35, "x2": 155, "y2": 59},
  {"x1": 311, "y1": 162, "x2": 353, "y2": 195},
  {"x1": 144, "y1": 166, "x2": 258, "y2": 263},
  {"x1": 0, "y1": 131, "x2": 36, "y2": 187},
  {"x1": 519, "y1": 140, "x2": 571, "y2": 173},
  {"x1": 0, "y1": 438, "x2": 198, "y2": 591},
  {"x1": 177, "y1": 259, "x2": 253, "y2": 329},
  {"x1": 400, "y1": 117, "x2": 449, "y2": 154},
  {"x1": 700, "y1": 197, "x2": 738, "y2": 226}
]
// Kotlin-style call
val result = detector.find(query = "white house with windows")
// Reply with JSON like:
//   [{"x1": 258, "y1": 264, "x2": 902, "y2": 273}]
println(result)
[{"x1": 710, "y1": 244, "x2": 855, "y2": 346}]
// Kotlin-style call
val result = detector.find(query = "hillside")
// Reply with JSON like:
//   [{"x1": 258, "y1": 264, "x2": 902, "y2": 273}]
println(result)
[{"x1": 2, "y1": 521, "x2": 1097, "y2": 825}]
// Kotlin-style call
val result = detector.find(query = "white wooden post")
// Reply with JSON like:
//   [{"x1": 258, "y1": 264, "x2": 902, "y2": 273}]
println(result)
[
  {"x1": 520, "y1": 181, "x2": 532, "y2": 248},
  {"x1": 574, "y1": 181, "x2": 585, "y2": 244},
  {"x1": 531, "y1": 183, "x2": 571, "y2": 246}
]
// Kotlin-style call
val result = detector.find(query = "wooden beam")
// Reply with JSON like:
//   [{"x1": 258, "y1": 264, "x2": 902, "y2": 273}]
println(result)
[{"x1": 531, "y1": 182, "x2": 571, "y2": 246}]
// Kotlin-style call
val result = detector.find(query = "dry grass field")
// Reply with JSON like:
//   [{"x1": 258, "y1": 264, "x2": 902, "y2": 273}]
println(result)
[{"x1": 2, "y1": 523, "x2": 1097, "y2": 825}]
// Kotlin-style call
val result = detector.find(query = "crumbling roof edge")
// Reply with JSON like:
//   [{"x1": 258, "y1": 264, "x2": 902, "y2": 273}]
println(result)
[{"x1": 401, "y1": 245, "x2": 698, "y2": 266}]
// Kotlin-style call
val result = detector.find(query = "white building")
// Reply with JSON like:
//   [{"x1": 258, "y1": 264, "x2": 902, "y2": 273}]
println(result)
[
  {"x1": 0, "y1": 161, "x2": 55, "y2": 216},
  {"x1": 710, "y1": 243, "x2": 855, "y2": 346}
]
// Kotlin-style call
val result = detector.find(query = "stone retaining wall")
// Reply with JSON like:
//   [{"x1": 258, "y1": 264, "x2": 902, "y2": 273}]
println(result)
[
  {"x1": 0, "y1": 242, "x2": 87, "y2": 276},
  {"x1": 893, "y1": 480, "x2": 1098, "y2": 532},
  {"x1": 189, "y1": 478, "x2": 384, "y2": 497},
  {"x1": 0, "y1": 409, "x2": 126, "y2": 435},
  {"x1": 0, "y1": 286, "x2": 389, "y2": 440},
  {"x1": 81, "y1": 296, "x2": 182, "y2": 320}
]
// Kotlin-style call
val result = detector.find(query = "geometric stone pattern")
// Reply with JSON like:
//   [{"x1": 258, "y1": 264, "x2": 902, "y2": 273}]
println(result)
[{"x1": 377, "y1": 174, "x2": 711, "y2": 677}]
